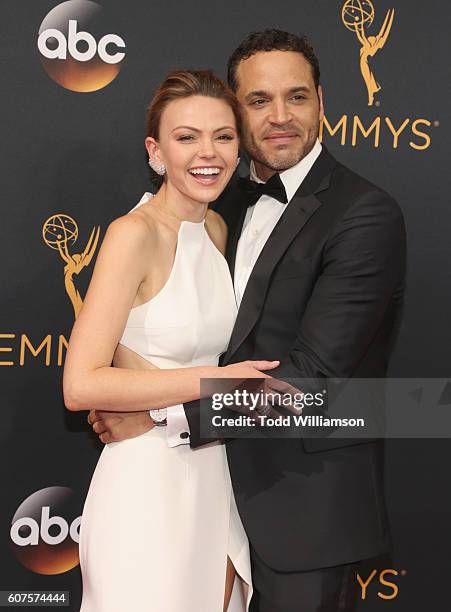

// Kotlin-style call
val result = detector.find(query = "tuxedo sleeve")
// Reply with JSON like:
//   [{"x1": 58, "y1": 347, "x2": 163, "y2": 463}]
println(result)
[
  {"x1": 272, "y1": 192, "x2": 406, "y2": 448},
  {"x1": 165, "y1": 404, "x2": 191, "y2": 447},
  {"x1": 183, "y1": 399, "x2": 217, "y2": 448}
]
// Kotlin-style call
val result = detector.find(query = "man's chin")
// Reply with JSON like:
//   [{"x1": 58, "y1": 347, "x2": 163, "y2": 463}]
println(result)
[
  {"x1": 262, "y1": 153, "x2": 303, "y2": 172},
  {"x1": 254, "y1": 136, "x2": 319, "y2": 172}
]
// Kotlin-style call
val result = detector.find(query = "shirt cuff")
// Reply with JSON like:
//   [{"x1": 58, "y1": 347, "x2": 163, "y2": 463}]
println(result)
[{"x1": 165, "y1": 404, "x2": 191, "y2": 447}]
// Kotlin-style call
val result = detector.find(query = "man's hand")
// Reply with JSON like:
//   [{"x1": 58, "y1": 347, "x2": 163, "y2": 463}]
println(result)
[
  {"x1": 215, "y1": 376, "x2": 304, "y2": 423},
  {"x1": 87, "y1": 410, "x2": 154, "y2": 443},
  {"x1": 257, "y1": 377, "x2": 304, "y2": 417}
]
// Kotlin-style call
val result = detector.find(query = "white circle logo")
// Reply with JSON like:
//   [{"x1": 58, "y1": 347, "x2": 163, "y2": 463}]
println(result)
[
  {"x1": 37, "y1": 1, "x2": 126, "y2": 92},
  {"x1": 10, "y1": 487, "x2": 82, "y2": 575}
]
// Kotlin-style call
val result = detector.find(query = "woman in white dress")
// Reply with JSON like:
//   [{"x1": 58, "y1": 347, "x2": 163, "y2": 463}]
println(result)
[{"x1": 63, "y1": 70, "x2": 280, "y2": 612}]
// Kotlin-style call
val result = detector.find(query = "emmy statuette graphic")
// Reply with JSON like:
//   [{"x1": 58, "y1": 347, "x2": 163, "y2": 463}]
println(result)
[
  {"x1": 42, "y1": 214, "x2": 100, "y2": 319},
  {"x1": 342, "y1": 0, "x2": 395, "y2": 106}
]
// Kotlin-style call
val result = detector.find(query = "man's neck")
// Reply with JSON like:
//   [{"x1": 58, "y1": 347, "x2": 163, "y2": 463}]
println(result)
[
  {"x1": 252, "y1": 161, "x2": 276, "y2": 182},
  {"x1": 249, "y1": 139, "x2": 323, "y2": 200}
]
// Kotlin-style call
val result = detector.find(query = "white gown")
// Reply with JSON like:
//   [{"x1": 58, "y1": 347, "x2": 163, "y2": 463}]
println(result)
[{"x1": 79, "y1": 195, "x2": 252, "y2": 612}]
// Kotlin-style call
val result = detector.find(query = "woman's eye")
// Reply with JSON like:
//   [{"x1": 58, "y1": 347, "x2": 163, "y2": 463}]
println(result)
[
  {"x1": 177, "y1": 135, "x2": 195, "y2": 142},
  {"x1": 217, "y1": 134, "x2": 234, "y2": 141}
]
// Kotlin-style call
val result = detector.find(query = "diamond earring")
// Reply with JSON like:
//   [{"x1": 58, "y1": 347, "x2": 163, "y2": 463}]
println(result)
[{"x1": 148, "y1": 158, "x2": 166, "y2": 176}]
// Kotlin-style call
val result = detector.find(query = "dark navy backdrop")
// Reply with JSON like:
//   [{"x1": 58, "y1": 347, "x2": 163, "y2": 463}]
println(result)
[{"x1": 1, "y1": 0, "x2": 449, "y2": 609}]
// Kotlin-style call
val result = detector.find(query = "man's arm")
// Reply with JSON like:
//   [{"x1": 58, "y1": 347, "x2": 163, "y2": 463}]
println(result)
[
  {"x1": 88, "y1": 409, "x2": 154, "y2": 443},
  {"x1": 89, "y1": 406, "x2": 193, "y2": 446},
  {"x1": 183, "y1": 399, "x2": 213, "y2": 448}
]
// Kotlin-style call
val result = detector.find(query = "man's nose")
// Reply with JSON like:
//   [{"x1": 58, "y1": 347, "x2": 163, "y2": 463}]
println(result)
[{"x1": 269, "y1": 100, "x2": 291, "y2": 125}]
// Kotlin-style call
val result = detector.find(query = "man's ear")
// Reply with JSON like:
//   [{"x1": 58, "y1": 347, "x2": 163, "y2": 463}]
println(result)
[{"x1": 317, "y1": 85, "x2": 324, "y2": 122}]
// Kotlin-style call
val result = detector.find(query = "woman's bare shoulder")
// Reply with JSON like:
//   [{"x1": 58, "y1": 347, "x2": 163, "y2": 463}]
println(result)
[
  {"x1": 106, "y1": 206, "x2": 160, "y2": 250},
  {"x1": 205, "y1": 209, "x2": 228, "y2": 255}
]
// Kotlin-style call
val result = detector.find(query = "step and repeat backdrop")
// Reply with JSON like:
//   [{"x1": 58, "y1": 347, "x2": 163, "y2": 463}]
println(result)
[{"x1": 1, "y1": 0, "x2": 450, "y2": 610}]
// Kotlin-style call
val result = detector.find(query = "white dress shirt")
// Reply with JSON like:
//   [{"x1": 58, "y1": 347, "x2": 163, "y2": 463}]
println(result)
[
  {"x1": 165, "y1": 139, "x2": 322, "y2": 446},
  {"x1": 234, "y1": 139, "x2": 322, "y2": 305}
]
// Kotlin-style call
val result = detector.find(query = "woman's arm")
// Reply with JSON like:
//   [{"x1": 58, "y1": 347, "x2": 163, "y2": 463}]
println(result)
[
  {"x1": 63, "y1": 212, "x2": 275, "y2": 412},
  {"x1": 63, "y1": 214, "x2": 218, "y2": 412}
]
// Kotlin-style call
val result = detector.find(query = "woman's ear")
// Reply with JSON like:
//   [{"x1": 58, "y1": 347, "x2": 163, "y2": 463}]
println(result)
[{"x1": 145, "y1": 136, "x2": 164, "y2": 166}]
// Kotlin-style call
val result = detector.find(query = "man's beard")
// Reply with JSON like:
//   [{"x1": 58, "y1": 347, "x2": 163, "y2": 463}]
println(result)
[{"x1": 243, "y1": 127, "x2": 319, "y2": 174}]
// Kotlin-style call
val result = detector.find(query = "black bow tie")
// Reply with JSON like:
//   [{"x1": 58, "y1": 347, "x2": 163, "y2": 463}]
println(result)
[{"x1": 238, "y1": 173, "x2": 288, "y2": 206}]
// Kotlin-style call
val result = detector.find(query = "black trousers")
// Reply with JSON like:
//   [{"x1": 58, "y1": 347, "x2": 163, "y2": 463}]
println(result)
[{"x1": 249, "y1": 548, "x2": 392, "y2": 612}]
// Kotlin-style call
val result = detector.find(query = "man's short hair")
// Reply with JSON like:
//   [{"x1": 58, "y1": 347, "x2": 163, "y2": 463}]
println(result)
[{"x1": 227, "y1": 29, "x2": 320, "y2": 92}]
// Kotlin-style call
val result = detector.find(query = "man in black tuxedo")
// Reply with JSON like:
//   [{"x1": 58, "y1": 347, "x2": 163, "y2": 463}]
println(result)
[{"x1": 90, "y1": 30, "x2": 405, "y2": 611}]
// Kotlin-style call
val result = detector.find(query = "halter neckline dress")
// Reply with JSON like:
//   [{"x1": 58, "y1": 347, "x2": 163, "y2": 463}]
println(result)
[{"x1": 79, "y1": 194, "x2": 252, "y2": 611}]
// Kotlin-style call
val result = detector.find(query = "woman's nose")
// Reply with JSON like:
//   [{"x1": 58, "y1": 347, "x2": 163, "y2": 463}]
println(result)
[{"x1": 197, "y1": 139, "x2": 216, "y2": 158}]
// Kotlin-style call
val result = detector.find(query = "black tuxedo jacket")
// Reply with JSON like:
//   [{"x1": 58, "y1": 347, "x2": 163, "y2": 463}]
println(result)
[{"x1": 184, "y1": 147, "x2": 406, "y2": 572}]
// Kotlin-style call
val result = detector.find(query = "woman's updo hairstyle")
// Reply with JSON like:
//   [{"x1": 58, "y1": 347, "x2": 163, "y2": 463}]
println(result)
[{"x1": 146, "y1": 69, "x2": 241, "y2": 188}]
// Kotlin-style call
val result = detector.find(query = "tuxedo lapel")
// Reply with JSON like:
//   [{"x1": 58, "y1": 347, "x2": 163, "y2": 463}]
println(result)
[
  {"x1": 223, "y1": 192, "x2": 321, "y2": 362},
  {"x1": 211, "y1": 176, "x2": 249, "y2": 280},
  {"x1": 223, "y1": 147, "x2": 337, "y2": 363},
  {"x1": 225, "y1": 203, "x2": 247, "y2": 280}
]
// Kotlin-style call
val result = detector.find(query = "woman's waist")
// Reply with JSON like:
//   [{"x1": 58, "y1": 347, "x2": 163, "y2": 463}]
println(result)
[{"x1": 117, "y1": 345, "x2": 222, "y2": 369}]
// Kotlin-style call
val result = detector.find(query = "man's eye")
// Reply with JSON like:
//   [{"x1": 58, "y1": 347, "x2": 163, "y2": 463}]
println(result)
[
  {"x1": 291, "y1": 95, "x2": 306, "y2": 101},
  {"x1": 251, "y1": 99, "x2": 267, "y2": 106}
]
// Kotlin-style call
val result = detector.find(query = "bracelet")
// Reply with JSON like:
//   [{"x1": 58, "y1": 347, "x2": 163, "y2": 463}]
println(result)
[{"x1": 149, "y1": 408, "x2": 167, "y2": 426}]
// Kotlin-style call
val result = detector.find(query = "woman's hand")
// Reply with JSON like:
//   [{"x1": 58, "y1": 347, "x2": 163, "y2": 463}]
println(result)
[{"x1": 221, "y1": 359, "x2": 280, "y2": 379}]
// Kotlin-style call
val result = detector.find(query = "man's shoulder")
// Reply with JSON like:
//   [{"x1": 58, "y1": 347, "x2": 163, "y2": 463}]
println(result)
[
  {"x1": 331, "y1": 158, "x2": 388, "y2": 197},
  {"x1": 328, "y1": 157, "x2": 402, "y2": 216}
]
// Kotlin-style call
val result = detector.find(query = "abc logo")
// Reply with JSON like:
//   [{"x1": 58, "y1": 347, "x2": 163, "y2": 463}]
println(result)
[
  {"x1": 37, "y1": 0, "x2": 126, "y2": 92},
  {"x1": 10, "y1": 487, "x2": 82, "y2": 575}
]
